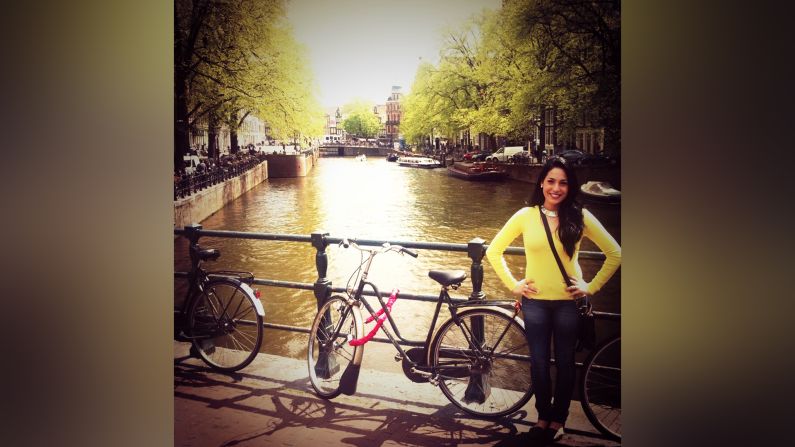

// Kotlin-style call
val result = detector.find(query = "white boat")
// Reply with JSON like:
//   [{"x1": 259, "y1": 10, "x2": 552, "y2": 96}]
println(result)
[
  {"x1": 580, "y1": 181, "x2": 621, "y2": 203},
  {"x1": 396, "y1": 156, "x2": 441, "y2": 169},
  {"x1": 355, "y1": 154, "x2": 366, "y2": 162}
]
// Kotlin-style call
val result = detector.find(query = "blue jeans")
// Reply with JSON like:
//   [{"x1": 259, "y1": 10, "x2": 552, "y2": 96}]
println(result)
[{"x1": 522, "y1": 297, "x2": 579, "y2": 424}]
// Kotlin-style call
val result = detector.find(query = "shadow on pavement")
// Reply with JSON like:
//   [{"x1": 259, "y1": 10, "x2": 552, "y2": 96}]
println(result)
[{"x1": 175, "y1": 358, "x2": 618, "y2": 447}]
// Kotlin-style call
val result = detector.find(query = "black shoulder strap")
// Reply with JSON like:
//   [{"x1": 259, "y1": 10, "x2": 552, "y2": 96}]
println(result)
[{"x1": 539, "y1": 207, "x2": 572, "y2": 286}]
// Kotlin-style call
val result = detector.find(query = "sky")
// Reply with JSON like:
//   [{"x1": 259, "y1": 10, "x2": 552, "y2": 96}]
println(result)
[{"x1": 286, "y1": 0, "x2": 501, "y2": 109}]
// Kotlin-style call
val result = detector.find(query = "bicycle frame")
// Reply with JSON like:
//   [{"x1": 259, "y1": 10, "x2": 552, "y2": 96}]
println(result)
[
  {"x1": 309, "y1": 240, "x2": 536, "y2": 416},
  {"x1": 327, "y1": 243, "x2": 522, "y2": 373}
]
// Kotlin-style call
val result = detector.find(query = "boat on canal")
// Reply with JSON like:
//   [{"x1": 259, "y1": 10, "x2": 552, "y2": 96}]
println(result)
[
  {"x1": 386, "y1": 153, "x2": 399, "y2": 162},
  {"x1": 580, "y1": 181, "x2": 621, "y2": 204},
  {"x1": 396, "y1": 156, "x2": 442, "y2": 169},
  {"x1": 447, "y1": 162, "x2": 507, "y2": 181}
]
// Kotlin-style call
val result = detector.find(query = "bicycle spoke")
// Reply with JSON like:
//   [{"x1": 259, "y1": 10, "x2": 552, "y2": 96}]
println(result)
[
  {"x1": 203, "y1": 294, "x2": 223, "y2": 324},
  {"x1": 231, "y1": 327, "x2": 257, "y2": 347},
  {"x1": 492, "y1": 340, "x2": 529, "y2": 357},
  {"x1": 231, "y1": 301, "x2": 255, "y2": 321}
]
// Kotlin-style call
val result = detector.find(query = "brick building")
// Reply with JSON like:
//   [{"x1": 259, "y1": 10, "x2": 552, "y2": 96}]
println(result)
[{"x1": 385, "y1": 86, "x2": 402, "y2": 143}]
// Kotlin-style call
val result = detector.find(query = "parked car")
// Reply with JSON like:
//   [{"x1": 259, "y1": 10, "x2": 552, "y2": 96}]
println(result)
[
  {"x1": 473, "y1": 151, "x2": 491, "y2": 162},
  {"x1": 463, "y1": 150, "x2": 487, "y2": 161},
  {"x1": 556, "y1": 149, "x2": 612, "y2": 166},
  {"x1": 486, "y1": 146, "x2": 525, "y2": 163},
  {"x1": 556, "y1": 149, "x2": 587, "y2": 165}
]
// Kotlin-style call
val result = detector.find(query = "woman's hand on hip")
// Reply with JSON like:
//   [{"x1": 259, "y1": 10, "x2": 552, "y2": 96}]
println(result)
[
  {"x1": 566, "y1": 277, "x2": 589, "y2": 298},
  {"x1": 512, "y1": 278, "x2": 539, "y2": 298}
]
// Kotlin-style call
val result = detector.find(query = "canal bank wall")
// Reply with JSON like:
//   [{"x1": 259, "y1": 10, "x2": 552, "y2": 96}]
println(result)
[
  {"x1": 174, "y1": 150, "x2": 320, "y2": 227},
  {"x1": 174, "y1": 163, "x2": 268, "y2": 227},
  {"x1": 265, "y1": 149, "x2": 319, "y2": 178}
]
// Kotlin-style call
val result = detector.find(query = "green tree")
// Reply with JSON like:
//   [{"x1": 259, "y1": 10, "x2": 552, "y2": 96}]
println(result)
[
  {"x1": 176, "y1": 0, "x2": 280, "y2": 165},
  {"x1": 502, "y1": 0, "x2": 621, "y2": 154},
  {"x1": 400, "y1": 63, "x2": 438, "y2": 146},
  {"x1": 341, "y1": 100, "x2": 381, "y2": 138},
  {"x1": 402, "y1": 13, "x2": 503, "y2": 149},
  {"x1": 401, "y1": 1, "x2": 620, "y2": 155},
  {"x1": 174, "y1": 0, "x2": 323, "y2": 166}
]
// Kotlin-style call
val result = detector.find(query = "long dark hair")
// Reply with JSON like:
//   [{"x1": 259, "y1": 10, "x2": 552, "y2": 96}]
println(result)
[{"x1": 528, "y1": 156, "x2": 584, "y2": 258}]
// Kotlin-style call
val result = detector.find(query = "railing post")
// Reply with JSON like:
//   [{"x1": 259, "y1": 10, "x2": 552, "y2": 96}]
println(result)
[
  {"x1": 467, "y1": 237, "x2": 486, "y2": 301},
  {"x1": 311, "y1": 231, "x2": 338, "y2": 378},
  {"x1": 464, "y1": 237, "x2": 490, "y2": 403},
  {"x1": 184, "y1": 223, "x2": 203, "y2": 270},
  {"x1": 311, "y1": 232, "x2": 331, "y2": 307},
  {"x1": 179, "y1": 224, "x2": 203, "y2": 329}
]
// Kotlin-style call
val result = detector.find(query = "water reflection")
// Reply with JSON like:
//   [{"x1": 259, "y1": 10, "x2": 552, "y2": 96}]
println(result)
[{"x1": 175, "y1": 157, "x2": 620, "y2": 366}]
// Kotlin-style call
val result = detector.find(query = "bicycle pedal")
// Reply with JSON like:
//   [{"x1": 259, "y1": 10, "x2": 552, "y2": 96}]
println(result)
[{"x1": 410, "y1": 367, "x2": 433, "y2": 379}]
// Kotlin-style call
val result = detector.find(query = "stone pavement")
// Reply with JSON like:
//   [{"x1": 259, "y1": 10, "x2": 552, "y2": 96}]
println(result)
[{"x1": 175, "y1": 342, "x2": 620, "y2": 446}]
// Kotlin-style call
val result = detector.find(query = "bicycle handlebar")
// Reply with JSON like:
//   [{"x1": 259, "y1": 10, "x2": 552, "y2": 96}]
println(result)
[
  {"x1": 402, "y1": 248, "x2": 419, "y2": 258},
  {"x1": 339, "y1": 238, "x2": 419, "y2": 258}
]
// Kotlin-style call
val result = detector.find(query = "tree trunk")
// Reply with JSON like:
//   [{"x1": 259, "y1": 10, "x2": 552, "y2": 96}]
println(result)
[
  {"x1": 230, "y1": 130, "x2": 239, "y2": 154},
  {"x1": 208, "y1": 113, "x2": 219, "y2": 159},
  {"x1": 174, "y1": 71, "x2": 191, "y2": 170},
  {"x1": 229, "y1": 111, "x2": 240, "y2": 154}
]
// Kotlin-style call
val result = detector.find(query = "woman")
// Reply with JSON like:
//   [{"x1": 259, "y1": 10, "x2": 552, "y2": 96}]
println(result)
[{"x1": 485, "y1": 156, "x2": 621, "y2": 442}]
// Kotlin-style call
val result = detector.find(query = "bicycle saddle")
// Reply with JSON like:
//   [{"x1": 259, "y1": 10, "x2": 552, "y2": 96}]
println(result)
[{"x1": 428, "y1": 270, "x2": 467, "y2": 287}]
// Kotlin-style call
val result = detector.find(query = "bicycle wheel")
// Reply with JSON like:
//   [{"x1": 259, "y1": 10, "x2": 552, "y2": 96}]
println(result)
[
  {"x1": 430, "y1": 308, "x2": 533, "y2": 417},
  {"x1": 580, "y1": 336, "x2": 621, "y2": 440},
  {"x1": 307, "y1": 295, "x2": 364, "y2": 398},
  {"x1": 187, "y1": 278, "x2": 263, "y2": 372}
]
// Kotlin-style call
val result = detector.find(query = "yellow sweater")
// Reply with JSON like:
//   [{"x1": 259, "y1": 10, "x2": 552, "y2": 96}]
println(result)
[{"x1": 485, "y1": 206, "x2": 622, "y2": 300}]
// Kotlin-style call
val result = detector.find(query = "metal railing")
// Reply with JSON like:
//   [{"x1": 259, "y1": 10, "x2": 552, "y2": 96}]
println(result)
[
  {"x1": 174, "y1": 154, "x2": 268, "y2": 200},
  {"x1": 174, "y1": 225, "x2": 620, "y2": 346}
]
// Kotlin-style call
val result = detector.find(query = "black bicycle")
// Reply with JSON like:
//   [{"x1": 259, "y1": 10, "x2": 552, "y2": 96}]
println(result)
[
  {"x1": 175, "y1": 242, "x2": 265, "y2": 372},
  {"x1": 580, "y1": 334, "x2": 621, "y2": 440},
  {"x1": 307, "y1": 239, "x2": 534, "y2": 417}
]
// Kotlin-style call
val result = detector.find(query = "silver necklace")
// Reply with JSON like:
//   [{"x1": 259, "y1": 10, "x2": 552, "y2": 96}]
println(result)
[{"x1": 540, "y1": 206, "x2": 558, "y2": 218}]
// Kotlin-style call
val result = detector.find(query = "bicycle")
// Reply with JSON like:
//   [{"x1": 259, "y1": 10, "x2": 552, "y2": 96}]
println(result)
[
  {"x1": 580, "y1": 334, "x2": 621, "y2": 440},
  {"x1": 174, "y1": 241, "x2": 265, "y2": 372},
  {"x1": 306, "y1": 239, "x2": 534, "y2": 417}
]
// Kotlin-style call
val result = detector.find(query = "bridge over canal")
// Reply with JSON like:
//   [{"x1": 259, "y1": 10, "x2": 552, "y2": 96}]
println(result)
[{"x1": 319, "y1": 144, "x2": 397, "y2": 158}]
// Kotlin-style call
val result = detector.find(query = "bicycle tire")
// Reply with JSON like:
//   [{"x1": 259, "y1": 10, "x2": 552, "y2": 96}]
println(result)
[
  {"x1": 307, "y1": 295, "x2": 364, "y2": 398},
  {"x1": 430, "y1": 308, "x2": 533, "y2": 417},
  {"x1": 580, "y1": 336, "x2": 621, "y2": 440},
  {"x1": 187, "y1": 278, "x2": 263, "y2": 372}
]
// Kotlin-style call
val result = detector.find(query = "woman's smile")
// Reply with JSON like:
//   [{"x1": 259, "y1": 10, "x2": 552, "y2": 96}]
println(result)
[{"x1": 542, "y1": 167, "x2": 569, "y2": 209}]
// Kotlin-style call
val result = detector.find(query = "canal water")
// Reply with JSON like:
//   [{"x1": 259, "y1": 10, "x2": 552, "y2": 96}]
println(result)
[{"x1": 174, "y1": 157, "x2": 621, "y2": 370}]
